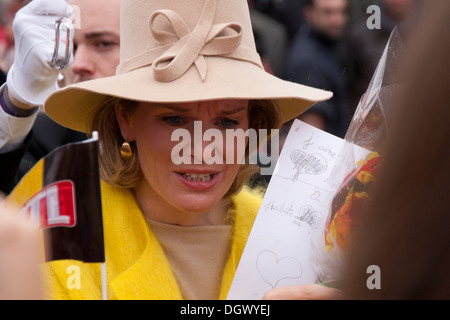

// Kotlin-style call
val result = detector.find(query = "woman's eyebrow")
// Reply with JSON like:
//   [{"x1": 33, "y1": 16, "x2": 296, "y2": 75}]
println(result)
[
  {"x1": 153, "y1": 103, "x2": 247, "y2": 114},
  {"x1": 155, "y1": 104, "x2": 190, "y2": 112},
  {"x1": 220, "y1": 106, "x2": 248, "y2": 115}
]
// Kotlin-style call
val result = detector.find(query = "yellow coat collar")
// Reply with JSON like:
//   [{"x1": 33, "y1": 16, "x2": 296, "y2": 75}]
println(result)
[{"x1": 102, "y1": 182, "x2": 261, "y2": 300}]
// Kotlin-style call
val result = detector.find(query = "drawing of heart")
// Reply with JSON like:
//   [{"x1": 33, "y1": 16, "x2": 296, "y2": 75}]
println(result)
[
  {"x1": 256, "y1": 250, "x2": 302, "y2": 289},
  {"x1": 290, "y1": 150, "x2": 328, "y2": 178}
]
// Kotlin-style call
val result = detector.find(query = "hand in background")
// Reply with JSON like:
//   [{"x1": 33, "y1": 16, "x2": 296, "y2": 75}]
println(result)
[
  {"x1": 0, "y1": 197, "x2": 43, "y2": 300},
  {"x1": 262, "y1": 284, "x2": 343, "y2": 300}
]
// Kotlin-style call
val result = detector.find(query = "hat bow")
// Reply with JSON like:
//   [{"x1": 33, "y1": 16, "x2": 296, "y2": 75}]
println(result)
[
  {"x1": 150, "y1": 0, "x2": 243, "y2": 82},
  {"x1": 116, "y1": 0, "x2": 263, "y2": 81}
]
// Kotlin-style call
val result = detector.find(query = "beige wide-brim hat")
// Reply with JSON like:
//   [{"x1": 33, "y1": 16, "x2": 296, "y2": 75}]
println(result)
[{"x1": 45, "y1": 0, "x2": 332, "y2": 133}]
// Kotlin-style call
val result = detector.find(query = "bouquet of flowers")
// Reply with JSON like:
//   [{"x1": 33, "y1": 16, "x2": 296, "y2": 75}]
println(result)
[{"x1": 311, "y1": 27, "x2": 406, "y2": 284}]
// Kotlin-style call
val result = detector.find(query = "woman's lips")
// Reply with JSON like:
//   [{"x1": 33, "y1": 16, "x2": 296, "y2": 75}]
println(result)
[{"x1": 175, "y1": 171, "x2": 220, "y2": 190}]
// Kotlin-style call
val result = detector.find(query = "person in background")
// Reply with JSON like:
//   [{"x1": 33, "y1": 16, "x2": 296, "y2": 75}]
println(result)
[
  {"x1": 346, "y1": 0, "x2": 417, "y2": 117},
  {"x1": 249, "y1": 0, "x2": 289, "y2": 77},
  {"x1": 283, "y1": 0, "x2": 350, "y2": 138},
  {"x1": 0, "y1": 0, "x2": 29, "y2": 75},
  {"x1": 0, "y1": 0, "x2": 121, "y2": 194},
  {"x1": 343, "y1": 0, "x2": 450, "y2": 300},
  {"x1": 252, "y1": 0, "x2": 306, "y2": 42}
]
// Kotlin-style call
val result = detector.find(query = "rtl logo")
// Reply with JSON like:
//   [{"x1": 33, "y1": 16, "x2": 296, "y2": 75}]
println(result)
[{"x1": 19, "y1": 180, "x2": 77, "y2": 229}]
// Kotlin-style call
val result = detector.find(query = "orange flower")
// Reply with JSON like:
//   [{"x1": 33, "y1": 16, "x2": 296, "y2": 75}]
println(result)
[{"x1": 325, "y1": 152, "x2": 382, "y2": 252}]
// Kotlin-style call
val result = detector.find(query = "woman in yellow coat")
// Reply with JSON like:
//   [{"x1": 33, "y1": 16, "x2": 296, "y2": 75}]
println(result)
[
  {"x1": 12, "y1": 180, "x2": 263, "y2": 299},
  {"x1": 7, "y1": 0, "x2": 332, "y2": 299}
]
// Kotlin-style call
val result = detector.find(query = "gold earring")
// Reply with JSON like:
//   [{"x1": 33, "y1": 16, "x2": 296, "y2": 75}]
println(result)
[{"x1": 120, "y1": 141, "x2": 133, "y2": 159}]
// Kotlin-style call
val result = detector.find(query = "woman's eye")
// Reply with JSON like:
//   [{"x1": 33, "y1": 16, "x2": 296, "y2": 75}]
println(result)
[
  {"x1": 220, "y1": 118, "x2": 239, "y2": 128},
  {"x1": 163, "y1": 116, "x2": 185, "y2": 126}
]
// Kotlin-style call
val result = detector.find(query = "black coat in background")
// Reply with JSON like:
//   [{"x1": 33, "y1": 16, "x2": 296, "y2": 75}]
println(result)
[
  {"x1": 0, "y1": 69, "x2": 6, "y2": 86},
  {"x1": 0, "y1": 112, "x2": 87, "y2": 194},
  {"x1": 284, "y1": 26, "x2": 349, "y2": 138}
]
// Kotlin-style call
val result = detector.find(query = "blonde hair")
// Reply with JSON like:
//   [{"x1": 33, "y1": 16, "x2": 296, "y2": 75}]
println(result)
[{"x1": 90, "y1": 99, "x2": 281, "y2": 197}]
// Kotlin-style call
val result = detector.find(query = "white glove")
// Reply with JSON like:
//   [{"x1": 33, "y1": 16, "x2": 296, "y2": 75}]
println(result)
[{"x1": 6, "y1": 0, "x2": 74, "y2": 106}]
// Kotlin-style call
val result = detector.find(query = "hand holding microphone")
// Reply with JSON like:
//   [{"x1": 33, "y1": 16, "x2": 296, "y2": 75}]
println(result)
[{"x1": 6, "y1": 0, "x2": 75, "y2": 107}]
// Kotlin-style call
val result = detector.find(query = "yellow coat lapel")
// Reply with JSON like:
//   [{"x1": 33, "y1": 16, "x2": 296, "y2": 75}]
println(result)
[{"x1": 100, "y1": 182, "x2": 182, "y2": 299}]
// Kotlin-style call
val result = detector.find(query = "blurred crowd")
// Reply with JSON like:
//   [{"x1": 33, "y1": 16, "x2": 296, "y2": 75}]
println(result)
[
  {"x1": 249, "y1": 0, "x2": 419, "y2": 138},
  {"x1": 0, "y1": 0, "x2": 29, "y2": 76},
  {"x1": 0, "y1": 0, "x2": 419, "y2": 139}
]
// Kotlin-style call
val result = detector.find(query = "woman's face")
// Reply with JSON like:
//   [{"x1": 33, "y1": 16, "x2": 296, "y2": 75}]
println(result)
[{"x1": 116, "y1": 99, "x2": 249, "y2": 223}]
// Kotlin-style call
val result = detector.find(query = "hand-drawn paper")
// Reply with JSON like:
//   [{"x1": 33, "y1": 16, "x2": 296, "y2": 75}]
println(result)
[
  {"x1": 227, "y1": 120, "x2": 370, "y2": 300},
  {"x1": 256, "y1": 250, "x2": 302, "y2": 289}
]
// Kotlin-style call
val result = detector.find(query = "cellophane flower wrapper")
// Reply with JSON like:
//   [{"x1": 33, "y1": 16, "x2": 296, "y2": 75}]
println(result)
[{"x1": 310, "y1": 28, "x2": 406, "y2": 284}]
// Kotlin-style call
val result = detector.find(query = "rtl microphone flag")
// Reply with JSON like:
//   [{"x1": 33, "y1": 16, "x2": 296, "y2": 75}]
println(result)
[{"x1": 7, "y1": 132, "x2": 105, "y2": 264}]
